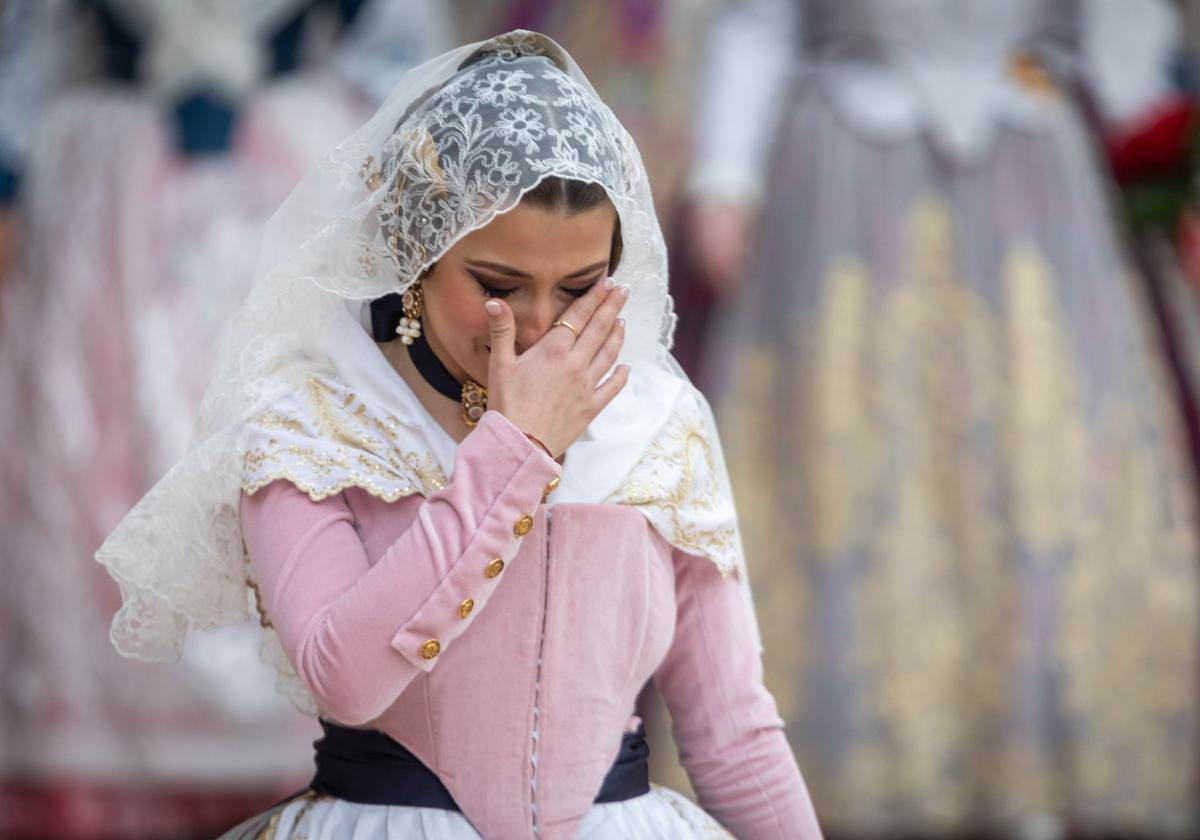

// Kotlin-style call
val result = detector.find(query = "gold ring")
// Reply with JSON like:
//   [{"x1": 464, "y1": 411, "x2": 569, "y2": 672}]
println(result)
[{"x1": 551, "y1": 319, "x2": 579, "y2": 338}]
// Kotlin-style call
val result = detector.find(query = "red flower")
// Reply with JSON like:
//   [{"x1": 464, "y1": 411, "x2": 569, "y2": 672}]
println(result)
[{"x1": 1107, "y1": 96, "x2": 1198, "y2": 183}]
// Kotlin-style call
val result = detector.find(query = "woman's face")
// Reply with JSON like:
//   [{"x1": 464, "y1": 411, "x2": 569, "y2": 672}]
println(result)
[{"x1": 420, "y1": 199, "x2": 618, "y2": 386}]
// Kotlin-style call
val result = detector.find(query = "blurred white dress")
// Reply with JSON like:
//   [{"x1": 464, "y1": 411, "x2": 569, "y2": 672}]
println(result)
[
  {"x1": 693, "y1": 0, "x2": 1199, "y2": 834},
  {"x1": 0, "y1": 1, "x2": 450, "y2": 835}
]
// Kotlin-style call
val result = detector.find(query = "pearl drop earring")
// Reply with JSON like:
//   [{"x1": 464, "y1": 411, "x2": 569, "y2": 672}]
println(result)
[{"x1": 396, "y1": 282, "x2": 423, "y2": 345}]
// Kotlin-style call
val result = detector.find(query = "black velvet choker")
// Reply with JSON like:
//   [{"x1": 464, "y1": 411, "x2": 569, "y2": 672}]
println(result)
[
  {"x1": 407, "y1": 331, "x2": 462, "y2": 403},
  {"x1": 370, "y1": 292, "x2": 487, "y2": 427}
]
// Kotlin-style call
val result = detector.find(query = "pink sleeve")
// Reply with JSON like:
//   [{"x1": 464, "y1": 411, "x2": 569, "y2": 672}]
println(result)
[
  {"x1": 654, "y1": 551, "x2": 823, "y2": 839},
  {"x1": 240, "y1": 411, "x2": 560, "y2": 725}
]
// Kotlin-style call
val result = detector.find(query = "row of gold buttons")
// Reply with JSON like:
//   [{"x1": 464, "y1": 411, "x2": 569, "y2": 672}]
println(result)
[{"x1": 420, "y1": 493, "x2": 551, "y2": 661}]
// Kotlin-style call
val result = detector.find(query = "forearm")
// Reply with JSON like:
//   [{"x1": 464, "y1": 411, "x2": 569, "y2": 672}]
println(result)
[
  {"x1": 243, "y1": 410, "x2": 559, "y2": 724},
  {"x1": 686, "y1": 726, "x2": 818, "y2": 838},
  {"x1": 689, "y1": 0, "x2": 798, "y2": 205},
  {"x1": 656, "y1": 552, "x2": 822, "y2": 838}
]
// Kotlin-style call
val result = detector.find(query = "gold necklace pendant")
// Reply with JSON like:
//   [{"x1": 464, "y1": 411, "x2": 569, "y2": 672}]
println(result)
[{"x1": 461, "y1": 380, "x2": 487, "y2": 427}]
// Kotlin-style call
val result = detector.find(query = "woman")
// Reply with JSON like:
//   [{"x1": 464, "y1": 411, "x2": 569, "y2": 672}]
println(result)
[
  {"x1": 96, "y1": 31, "x2": 822, "y2": 839},
  {"x1": 688, "y1": 0, "x2": 1198, "y2": 835}
]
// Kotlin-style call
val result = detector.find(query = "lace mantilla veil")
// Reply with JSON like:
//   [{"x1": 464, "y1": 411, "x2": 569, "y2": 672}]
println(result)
[{"x1": 96, "y1": 31, "x2": 757, "y2": 712}]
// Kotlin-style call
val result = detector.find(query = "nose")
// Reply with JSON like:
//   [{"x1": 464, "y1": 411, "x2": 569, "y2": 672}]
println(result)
[{"x1": 512, "y1": 297, "x2": 566, "y2": 353}]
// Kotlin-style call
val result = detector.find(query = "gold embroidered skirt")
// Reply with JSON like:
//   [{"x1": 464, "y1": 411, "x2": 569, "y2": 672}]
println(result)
[{"x1": 709, "y1": 95, "x2": 1200, "y2": 836}]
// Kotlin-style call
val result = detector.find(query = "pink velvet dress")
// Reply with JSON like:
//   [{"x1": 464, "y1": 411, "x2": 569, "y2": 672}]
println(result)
[{"x1": 235, "y1": 410, "x2": 822, "y2": 839}]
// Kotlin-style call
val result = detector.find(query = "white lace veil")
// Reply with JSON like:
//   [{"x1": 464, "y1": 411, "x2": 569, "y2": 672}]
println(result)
[{"x1": 96, "y1": 31, "x2": 755, "y2": 705}]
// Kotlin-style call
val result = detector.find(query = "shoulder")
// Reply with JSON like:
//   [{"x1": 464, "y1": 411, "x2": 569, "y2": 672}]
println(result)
[
  {"x1": 615, "y1": 372, "x2": 722, "y2": 486},
  {"x1": 606, "y1": 372, "x2": 739, "y2": 575},
  {"x1": 240, "y1": 376, "x2": 447, "y2": 504}
]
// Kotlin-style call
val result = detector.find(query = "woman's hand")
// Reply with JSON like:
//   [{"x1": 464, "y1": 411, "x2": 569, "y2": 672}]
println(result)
[
  {"x1": 688, "y1": 198, "x2": 754, "y2": 297},
  {"x1": 484, "y1": 278, "x2": 630, "y2": 458}
]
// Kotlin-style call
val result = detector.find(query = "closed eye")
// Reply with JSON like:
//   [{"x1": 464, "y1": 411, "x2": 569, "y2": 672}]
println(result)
[
  {"x1": 470, "y1": 272, "x2": 602, "y2": 299},
  {"x1": 469, "y1": 272, "x2": 517, "y2": 298},
  {"x1": 562, "y1": 280, "x2": 599, "y2": 298}
]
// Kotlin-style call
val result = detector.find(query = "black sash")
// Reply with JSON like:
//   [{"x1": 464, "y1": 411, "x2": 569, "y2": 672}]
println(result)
[{"x1": 310, "y1": 720, "x2": 650, "y2": 808}]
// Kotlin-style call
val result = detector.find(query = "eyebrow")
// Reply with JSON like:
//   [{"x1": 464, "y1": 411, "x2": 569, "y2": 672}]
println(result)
[{"x1": 465, "y1": 259, "x2": 608, "y2": 280}]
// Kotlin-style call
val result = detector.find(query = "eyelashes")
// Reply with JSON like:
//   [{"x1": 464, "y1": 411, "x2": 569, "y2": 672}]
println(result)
[
  {"x1": 476, "y1": 279, "x2": 514, "y2": 299},
  {"x1": 469, "y1": 272, "x2": 597, "y2": 300},
  {"x1": 562, "y1": 283, "x2": 596, "y2": 299}
]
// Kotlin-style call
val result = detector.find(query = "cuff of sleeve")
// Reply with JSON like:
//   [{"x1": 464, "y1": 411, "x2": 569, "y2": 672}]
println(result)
[
  {"x1": 685, "y1": 167, "x2": 764, "y2": 207},
  {"x1": 389, "y1": 412, "x2": 560, "y2": 671},
  {"x1": 472, "y1": 410, "x2": 561, "y2": 470}
]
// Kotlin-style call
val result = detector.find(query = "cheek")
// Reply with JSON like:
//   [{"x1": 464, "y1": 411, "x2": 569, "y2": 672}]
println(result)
[
  {"x1": 428, "y1": 285, "x2": 489, "y2": 347},
  {"x1": 459, "y1": 305, "x2": 491, "y2": 348}
]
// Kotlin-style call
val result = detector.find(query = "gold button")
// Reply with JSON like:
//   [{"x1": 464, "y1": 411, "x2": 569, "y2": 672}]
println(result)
[
  {"x1": 542, "y1": 476, "x2": 560, "y2": 500},
  {"x1": 514, "y1": 514, "x2": 534, "y2": 536},
  {"x1": 419, "y1": 639, "x2": 441, "y2": 660},
  {"x1": 458, "y1": 598, "x2": 475, "y2": 620},
  {"x1": 485, "y1": 558, "x2": 505, "y2": 579}
]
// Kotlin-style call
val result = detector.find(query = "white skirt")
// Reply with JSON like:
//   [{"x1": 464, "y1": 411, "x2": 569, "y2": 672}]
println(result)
[{"x1": 219, "y1": 785, "x2": 731, "y2": 839}]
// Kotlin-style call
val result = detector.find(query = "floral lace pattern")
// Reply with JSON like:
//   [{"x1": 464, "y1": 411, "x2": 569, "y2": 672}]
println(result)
[
  {"x1": 365, "y1": 43, "x2": 636, "y2": 296},
  {"x1": 241, "y1": 377, "x2": 447, "y2": 502},
  {"x1": 607, "y1": 388, "x2": 741, "y2": 576}
]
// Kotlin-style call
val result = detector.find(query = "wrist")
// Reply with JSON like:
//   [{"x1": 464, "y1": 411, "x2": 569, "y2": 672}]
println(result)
[{"x1": 524, "y1": 431, "x2": 555, "y2": 459}]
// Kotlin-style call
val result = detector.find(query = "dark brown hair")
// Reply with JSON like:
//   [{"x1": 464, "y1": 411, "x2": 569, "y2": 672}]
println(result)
[{"x1": 521, "y1": 177, "x2": 623, "y2": 271}]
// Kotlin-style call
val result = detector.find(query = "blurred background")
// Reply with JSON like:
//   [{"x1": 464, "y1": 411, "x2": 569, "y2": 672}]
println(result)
[{"x1": 2, "y1": 1, "x2": 1200, "y2": 838}]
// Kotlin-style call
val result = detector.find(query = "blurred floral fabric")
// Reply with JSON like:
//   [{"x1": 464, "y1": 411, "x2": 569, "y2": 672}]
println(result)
[
  {"x1": 693, "y1": 0, "x2": 1200, "y2": 835},
  {"x1": 0, "y1": 1, "x2": 450, "y2": 836}
]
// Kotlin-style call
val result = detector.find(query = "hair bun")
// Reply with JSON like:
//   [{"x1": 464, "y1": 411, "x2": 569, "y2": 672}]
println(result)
[{"x1": 457, "y1": 30, "x2": 571, "y2": 73}]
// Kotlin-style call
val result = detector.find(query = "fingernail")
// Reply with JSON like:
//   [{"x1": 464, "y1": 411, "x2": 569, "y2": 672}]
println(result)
[
  {"x1": 604, "y1": 277, "x2": 616, "y2": 290},
  {"x1": 485, "y1": 300, "x2": 501, "y2": 315},
  {"x1": 620, "y1": 363, "x2": 631, "y2": 373},
  {"x1": 617, "y1": 317, "x2": 626, "y2": 328},
  {"x1": 618, "y1": 284, "x2": 630, "y2": 298}
]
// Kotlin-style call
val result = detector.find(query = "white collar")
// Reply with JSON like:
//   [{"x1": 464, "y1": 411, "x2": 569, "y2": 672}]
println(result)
[{"x1": 322, "y1": 300, "x2": 683, "y2": 506}]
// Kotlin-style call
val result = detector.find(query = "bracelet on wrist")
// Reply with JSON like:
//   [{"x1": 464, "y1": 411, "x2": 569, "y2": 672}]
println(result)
[{"x1": 524, "y1": 432, "x2": 554, "y2": 459}]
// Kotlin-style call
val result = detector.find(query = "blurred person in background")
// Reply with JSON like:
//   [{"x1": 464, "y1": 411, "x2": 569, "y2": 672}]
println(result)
[
  {"x1": 688, "y1": 0, "x2": 1199, "y2": 836},
  {"x1": 0, "y1": 1, "x2": 449, "y2": 837},
  {"x1": 1104, "y1": 3, "x2": 1200, "y2": 488}
]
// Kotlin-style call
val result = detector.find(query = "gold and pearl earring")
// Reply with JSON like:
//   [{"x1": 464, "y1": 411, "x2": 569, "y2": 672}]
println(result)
[{"x1": 396, "y1": 282, "x2": 423, "y2": 345}]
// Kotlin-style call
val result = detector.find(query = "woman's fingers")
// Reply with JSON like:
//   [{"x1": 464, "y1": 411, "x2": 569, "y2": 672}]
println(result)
[
  {"x1": 592, "y1": 363, "x2": 631, "y2": 409},
  {"x1": 485, "y1": 299, "x2": 516, "y2": 370},
  {"x1": 546, "y1": 276, "x2": 615, "y2": 348},
  {"x1": 490, "y1": 276, "x2": 629, "y2": 456},
  {"x1": 574, "y1": 282, "x2": 628, "y2": 357},
  {"x1": 586, "y1": 316, "x2": 624, "y2": 381}
]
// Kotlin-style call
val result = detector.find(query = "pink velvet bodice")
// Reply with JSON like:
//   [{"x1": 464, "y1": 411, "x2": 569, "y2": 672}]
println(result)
[{"x1": 241, "y1": 411, "x2": 821, "y2": 838}]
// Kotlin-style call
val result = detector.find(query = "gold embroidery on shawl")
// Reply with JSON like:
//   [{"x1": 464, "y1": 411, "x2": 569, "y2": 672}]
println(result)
[
  {"x1": 240, "y1": 377, "x2": 447, "y2": 502},
  {"x1": 251, "y1": 811, "x2": 281, "y2": 840},
  {"x1": 245, "y1": 575, "x2": 272, "y2": 629},
  {"x1": 250, "y1": 790, "x2": 323, "y2": 840},
  {"x1": 290, "y1": 790, "x2": 325, "y2": 838},
  {"x1": 606, "y1": 394, "x2": 738, "y2": 573}
]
